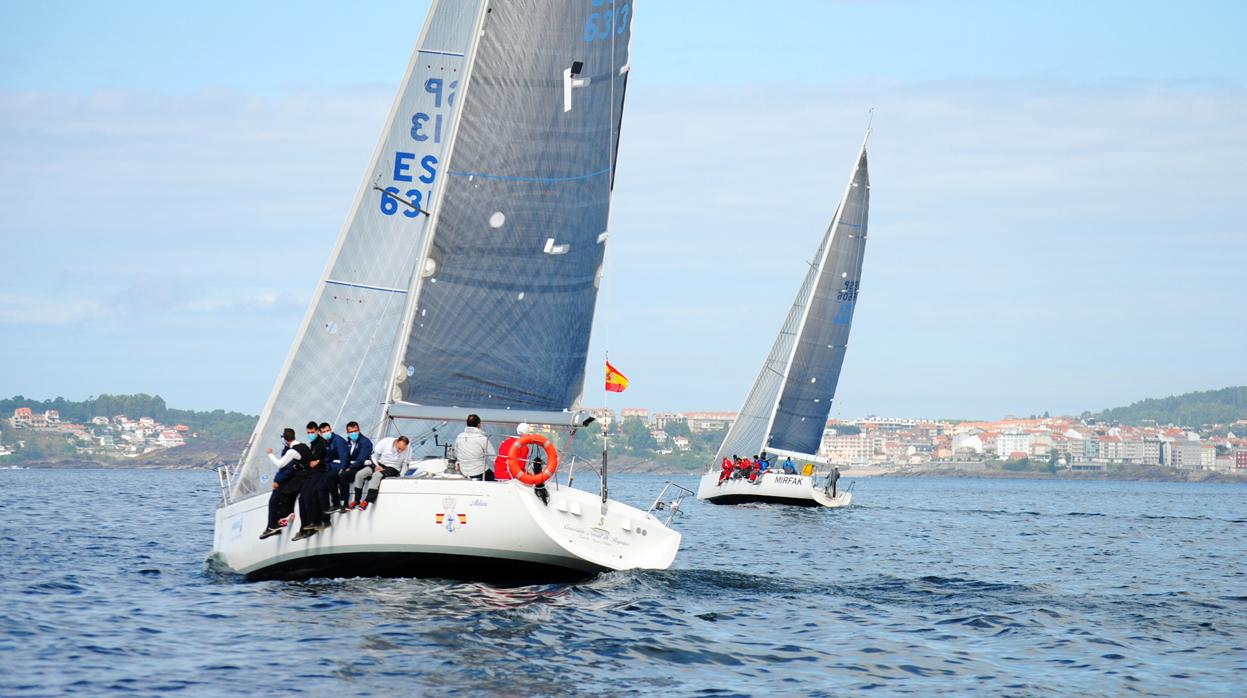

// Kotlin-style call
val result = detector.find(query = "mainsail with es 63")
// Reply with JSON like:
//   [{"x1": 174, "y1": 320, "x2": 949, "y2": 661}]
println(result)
[
  {"x1": 697, "y1": 132, "x2": 872, "y2": 508},
  {"x1": 210, "y1": 0, "x2": 686, "y2": 581}
]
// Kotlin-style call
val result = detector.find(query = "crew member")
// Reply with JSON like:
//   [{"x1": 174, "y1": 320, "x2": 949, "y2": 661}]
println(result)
[
  {"x1": 293, "y1": 420, "x2": 327, "y2": 541},
  {"x1": 350, "y1": 435, "x2": 411, "y2": 510},
  {"x1": 337, "y1": 421, "x2": 372, "y2": 508},
  {"x1": 319, "y1": 422, "x2": 350, "y2": 513},
  {"x1": 829, "y1": 466, "x2": 842, "y2": 498},
  {"x1": 782, "y1": 456, "x2": 796, "y2": 474},
  {"x1": 454, "y1": 414, "x2": 495, "y2": 481},
  {"x1": 260, "y1": 427, "x2": 310, "y2": 539},
  {"x1": 717, "y1": 455, "x2": 735, "y2": 485},
  {"x1": 493, "y1": 422, "x2": 531, "y2": 480}
]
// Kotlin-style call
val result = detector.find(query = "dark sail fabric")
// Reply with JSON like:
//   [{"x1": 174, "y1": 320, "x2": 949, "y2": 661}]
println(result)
[
  {"x1": 767, "y1": 149, "x2": 871, "y2": 455},
  {"x1": 398, "y1": 1, "x2": 633, "y2": 410},
  {"x1": 230, "y1": 0, "x2": 486, "y2": 499}
]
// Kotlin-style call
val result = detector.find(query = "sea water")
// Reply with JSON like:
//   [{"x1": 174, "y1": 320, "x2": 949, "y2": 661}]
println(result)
[{"x1": 0, "y1": 471, "x2": 1242, "y2": 695}]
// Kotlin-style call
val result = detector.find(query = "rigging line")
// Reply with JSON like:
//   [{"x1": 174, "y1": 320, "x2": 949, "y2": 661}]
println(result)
[
  {"x1": 372, "y1": 184, "x2": 431, "y2": 217},
  {"x1": 331, "y1": 227, "x2": 423, "y2": 428}
]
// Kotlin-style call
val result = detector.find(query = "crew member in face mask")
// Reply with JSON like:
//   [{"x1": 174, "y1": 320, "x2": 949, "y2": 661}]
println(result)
[
  {"x1": 293, "y1": 420, "x2": 327, "y2": 541},
  {"x1": 337, "y1": 421, "x2": 372, "y2": 510},
  {"x1": 318, "y1": 422, "x2": 350, "y2": 513},
  {"x1": 260, "y1": 428, "x2": 310, "y2": 539}
]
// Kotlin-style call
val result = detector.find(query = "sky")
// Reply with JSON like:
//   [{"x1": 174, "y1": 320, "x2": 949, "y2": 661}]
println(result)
[{"x1": 1, "y1": 0, "x2": 1245, "y2": 420}]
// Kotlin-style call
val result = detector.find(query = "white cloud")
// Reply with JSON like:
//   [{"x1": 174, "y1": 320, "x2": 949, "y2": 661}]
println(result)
[
  {"x1": 2, "y1": 78, "x2": 1244, "y2": 416},
  {"x1": 0, "y1": 292, "x2": 102, "y2": 325}
]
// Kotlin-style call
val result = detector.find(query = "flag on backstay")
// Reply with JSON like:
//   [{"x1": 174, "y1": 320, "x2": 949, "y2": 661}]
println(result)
[{"x1": 605, "y1": 361, "x2": 629, "y2": 393}]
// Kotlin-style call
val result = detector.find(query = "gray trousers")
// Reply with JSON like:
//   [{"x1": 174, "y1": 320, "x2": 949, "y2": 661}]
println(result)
[{"x1": 352, "y1": 465, "x2": 389, "y2": 493}]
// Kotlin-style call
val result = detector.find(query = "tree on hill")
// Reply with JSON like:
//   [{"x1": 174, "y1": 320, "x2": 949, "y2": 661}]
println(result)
[
  {"x1": 618, "y1": 417, "x2": 657, "y2": 455},
  {"x1": 1096, "y1": 386, "x2": 1247, "y2": 428}
]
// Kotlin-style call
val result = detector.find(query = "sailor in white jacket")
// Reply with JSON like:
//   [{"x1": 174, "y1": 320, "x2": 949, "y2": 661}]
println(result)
[
  {"x1": 349, "y1": 435, "x2": 411, "y2": 510},
  {"x1": 453, "y1": 413, "x2": 496, "y2": 480}
]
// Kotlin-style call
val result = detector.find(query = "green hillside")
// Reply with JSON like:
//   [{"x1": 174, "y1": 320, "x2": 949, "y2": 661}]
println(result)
[
  {"x1": 1096, "y1": 386, "x2": 1247, "y2": 427},
  {"x1": 0, "y1": 393, "x2": 256, "y2": 440}
]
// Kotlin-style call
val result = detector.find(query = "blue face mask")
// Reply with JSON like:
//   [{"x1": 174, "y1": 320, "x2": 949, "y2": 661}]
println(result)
[
  {"x1": 307, "y1": 433, "x2": 318, "y2": 442},
  {"x1": 348, "y1": 432, "x2": 359, "y2": 441}
]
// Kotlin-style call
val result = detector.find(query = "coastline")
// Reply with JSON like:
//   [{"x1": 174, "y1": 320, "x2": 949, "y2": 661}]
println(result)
[{"x1": 8, "y1": 452, "x2": 1246, "y2": 484}]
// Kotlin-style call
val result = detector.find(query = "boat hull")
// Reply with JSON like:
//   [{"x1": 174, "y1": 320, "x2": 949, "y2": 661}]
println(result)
[
  {"x1": 696, "y1": 470, "x2": 852, "y2": 508},
  {"x1": 211, "y1": 477, "x2": 680, "y2": 582}
]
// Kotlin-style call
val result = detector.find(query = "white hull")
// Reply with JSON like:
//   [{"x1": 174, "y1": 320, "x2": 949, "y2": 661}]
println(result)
[
  {"x1": 211, "y1": 477, "x2": 680, "y2": 581},
  {"x1": 696, "y1": 470, "x2": 852, "y2": 508}
]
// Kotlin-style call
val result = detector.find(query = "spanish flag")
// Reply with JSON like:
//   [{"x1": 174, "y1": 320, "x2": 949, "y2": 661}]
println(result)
[{"x1": 605, "y1": 360, "x2": 629, "y2": 393}]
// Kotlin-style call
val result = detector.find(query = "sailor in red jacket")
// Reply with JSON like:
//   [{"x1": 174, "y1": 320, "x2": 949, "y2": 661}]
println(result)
[
  {"x1": 493, "y1": 422, "x2": 531, "y2": 480},
  {"x1": 717, "y1": 456, "x2": 735, "y2": 485}
]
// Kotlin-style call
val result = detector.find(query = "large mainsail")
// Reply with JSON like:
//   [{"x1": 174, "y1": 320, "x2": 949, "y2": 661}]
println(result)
[
  {"x1": 232, "y1": 1, "x2": 488, "y2": 498},
  {"x1": 231, "y1": 1, "x2": 635, "y2": 499},
  {"x1": 716, "y1": 137, "x2": 871, "y2": 461},
  {"x1": 394, "y1": 1, "x2": 633, "y2": 411}
]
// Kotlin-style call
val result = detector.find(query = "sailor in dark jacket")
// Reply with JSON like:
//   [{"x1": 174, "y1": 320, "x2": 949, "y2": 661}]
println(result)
[
  {"x1": 337, "y1": 421, "x2": 373, "y2": 511},
  {"x1": 260, "y1": 428, "x2": 311, "y2": 539},
  {"x1": 293, "y1": 420, "x2": 328, "y2": 541},
  {"x1": 318, "y1": 422, "x2": 351, "y2": 513}
]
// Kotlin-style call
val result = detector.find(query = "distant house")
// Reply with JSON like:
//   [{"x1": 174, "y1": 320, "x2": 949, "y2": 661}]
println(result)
[
  {"x1": 951, "y1": 433, "x2": 983, "y2": 454},
  {"x1": 620, "y1": 408, "x2": 649, "y2": 424},
  {"x1": 44, "y1": 410, "x2": 61, "y2": 424},
  {"x1": 672, "y1": 435, "x2": 691, "y2": 451},
  {"x1": 653, "y1": 413, "x2": 686, "y2": 430},
  {"x1": 997, "y1": 432, "x2": 1032, "y2": 458},
  {"x1": 684, "y1": 412, "x2": 736, "y2": 432},
  {"x1": 91, "y1": 416, "x2": 110, "y2": 426},
  {"x1": 12, "y1": 407, "x2": 33, "y2": 428},
  {"x1": 156, "y1": 430, "x2": 184, "y2": 448}
]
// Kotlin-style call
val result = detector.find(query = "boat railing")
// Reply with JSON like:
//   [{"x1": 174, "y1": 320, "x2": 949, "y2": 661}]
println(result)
[
  {"x1": 647, "y1": 482, "x2": 693, "y2": 526},
  {"x1": 215, "y1": 463, "x2": 233, "y2": 505}
]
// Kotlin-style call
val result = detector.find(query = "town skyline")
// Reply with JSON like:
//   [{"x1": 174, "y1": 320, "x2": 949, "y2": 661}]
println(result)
[{"x1": 8, "y1": 397, "x2": 1246, "y2": 474}]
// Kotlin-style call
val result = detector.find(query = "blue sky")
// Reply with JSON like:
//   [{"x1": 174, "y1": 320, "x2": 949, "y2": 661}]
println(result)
[{"x1": 2, "y1": 1, "x2": 1245, "y2": 419}]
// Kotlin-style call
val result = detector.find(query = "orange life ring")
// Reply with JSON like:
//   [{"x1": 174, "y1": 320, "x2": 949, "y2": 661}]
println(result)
[{"x1": 506, "y1": 433, "x2": 559, "y2": 485}]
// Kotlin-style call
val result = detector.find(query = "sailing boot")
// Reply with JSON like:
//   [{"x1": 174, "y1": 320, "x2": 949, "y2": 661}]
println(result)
[
  {"x1": 347, "y1": 488, "x2": 363, "y2": 510},
  {"x1": 359, "y1": 489, "x2": 378, "y2": 511}
]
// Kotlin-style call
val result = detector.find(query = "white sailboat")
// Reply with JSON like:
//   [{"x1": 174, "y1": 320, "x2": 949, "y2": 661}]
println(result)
[
  {"x1": 697, "y1": 133, "x2": 871, "y2": 508},
  {"x1": 210, "y1": 0, "x2": 687, "y2": 581}
]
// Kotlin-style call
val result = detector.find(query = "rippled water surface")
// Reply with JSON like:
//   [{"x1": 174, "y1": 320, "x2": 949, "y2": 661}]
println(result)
[{"x1": 1, "y1": 471, "x2": 1244, "y2": 695}]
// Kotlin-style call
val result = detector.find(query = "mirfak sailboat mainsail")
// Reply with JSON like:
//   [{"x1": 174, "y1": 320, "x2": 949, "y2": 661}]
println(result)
[
  {"x1": 697, "y1": 133, "x2": 872, "y2": 508},
  {"x1": 210, "y1": 0, "x2": 686, "y2": 582}
]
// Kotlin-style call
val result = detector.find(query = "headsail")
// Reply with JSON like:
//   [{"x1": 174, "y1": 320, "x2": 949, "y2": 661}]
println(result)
[
  {"x1": 716, "y1": 135, "x2": 871, "y2": 462},
  {"x1": 394, "y1": 1, "x2": 634, "y2": 412},
  {"x1": 231, "y1": 1, "x2": 488, "y2": 499}
]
